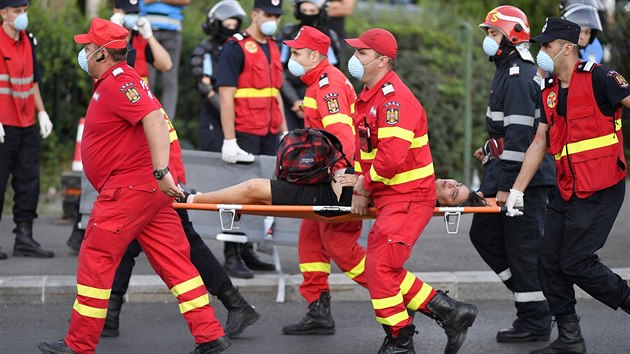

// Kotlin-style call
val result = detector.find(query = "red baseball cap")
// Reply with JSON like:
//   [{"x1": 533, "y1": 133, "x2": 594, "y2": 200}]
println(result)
[
  {"x1": 74, "y1": 17, "x2": 128, "y2": 49},
  {"x1": 283, "y1": 26, "x2": 330, "y2": 56},
  {"x1": 345, "y1": 28, "x2": 398, "y2": 59}
]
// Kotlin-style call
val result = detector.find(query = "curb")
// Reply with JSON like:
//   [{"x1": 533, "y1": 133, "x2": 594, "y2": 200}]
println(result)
[{"x1": 2, "y1": 268, "x2": 629, "y2": 305}]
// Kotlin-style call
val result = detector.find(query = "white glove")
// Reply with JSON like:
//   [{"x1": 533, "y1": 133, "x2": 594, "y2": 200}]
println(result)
[
  {"x1": 0, "y1": 122, "x2": 5, "y2": 144},
  {"x1": 505, "y1": 188, "x2": 525, "y2": 217},
  {"x1": 110, "y1": 12, "x2": 125, "y2": 27},
  {"x1": 137, "y1": 17, "x2": 153, "y2": 39},
  {"x1": 38, "y1": 111, "x2": 53, "y2": 139},
  {"x1": 222, "y1": 139, "x2": 255, "y2": 164}
]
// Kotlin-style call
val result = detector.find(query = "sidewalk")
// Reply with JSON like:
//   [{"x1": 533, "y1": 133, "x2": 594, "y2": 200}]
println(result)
[{"x1": 1, "y1": 195, "x2": 629, "y2": 305}]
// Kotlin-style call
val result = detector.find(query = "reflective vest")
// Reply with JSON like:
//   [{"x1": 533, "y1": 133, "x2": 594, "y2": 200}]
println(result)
[
  {"x1": 543, "y1": 61, "x2": 626, "y2": 201},
  {"x1": 0, "y1": 29, "x2": 35, "y2": 127},
  {"x1": 232, "y1": 33, "x2": 283, "y2": 136}
]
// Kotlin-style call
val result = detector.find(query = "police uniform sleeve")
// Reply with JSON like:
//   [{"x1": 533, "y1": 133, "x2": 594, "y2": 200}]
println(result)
[
  {"x1": 592, "y1": 66, "x2": 630, "y2": 113},
  {"x1": 27, "y1": 33, "x2": 41, "y2": 83},
  {"x1": 215, "y1": 41, "x2": 244, "y2": 87},
  {"x1": 317, "y1": 82, "x2": 356, "y2": 166},
  {"x1": 363, "y1": 96, "x2": 417, "y2": 192},
  {"x1": 114, "y1": 74, "x2": 161, "y2": 125},
  {"x1": 497, "y1": 69, "x2": 540, "y2": 191}
]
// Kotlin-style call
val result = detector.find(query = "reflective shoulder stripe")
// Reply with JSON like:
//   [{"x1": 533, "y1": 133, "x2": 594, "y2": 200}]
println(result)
[
  {"x1": 499, "y1": 150, "x2": 525, "y2": 162},
  {"x1": 377, "y1": 126, "x2": 414, "y2": 143},
  {"x1": 234, "y1": 87, "x2": 279, "y2": 98},
  {"x1": 303, "y1": 96, "x2": 317, "y2": 109},
  {"x1": 503, "y1": 114, "x2": 535, "y2": 127},
  {"x1": 170, "y1": 275, "x2": 204, "y2": 297},
  {"x1": 370, "y1": 162, "x2": 434, "y2": 186},
  {"x1": 77, "y1": 284, "x2": 111, "y2": 300}
]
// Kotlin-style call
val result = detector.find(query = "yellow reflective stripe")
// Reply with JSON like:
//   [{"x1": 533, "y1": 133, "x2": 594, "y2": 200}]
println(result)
[
  {"x1": 77, "y1": 284, "x2": 111, "y2": 300},
  {"x1": 234, "y1": 87, "x2": 279, "y2": 98},
  {"x1": 344, "y1": 256, "x2": 366, "y2": 279},
  {"x1": 350, "y1": 103, "x2": 355, "y2": 114},
  {"x1": 399, "y1": 271, "x2": 416, "y2": 295},
  {"x1": 370, "y1": 162, "x2": 434, "y2": 186},
  {"x1": 303, "y1": 96, "x2": 317, "y2": 109},
  {"x1": 299, "y1": 262, "x2": 331, "y2": 273},
  {"x1": 179, "y1": 293, "x2": 210, "y2": 314},
  {"x1": 372, "y1": 292, "x2": 404, "y2": 310},
  {"x1": 554, "y1": 132, "x2": 621, "y2": 160},
  {"x1": 170, "y1": 276, "x2": 204, "y2": 297},
  {"x1": 354, "y1": 161, "x2": 363, "y2": 173},
  {"x1": 360, "y1": 149, "x2": 377, "y2": 161},
  {"x1": 406, "y1": 282, "x2": 433, "y2": 311},
  {"x1": 377, "y1": 127, "x2": 415, "y2": 142},
  {"x1": 73, "y1": 299, "x2": 107, "y2": 318},
  {"x1": 322, "y1": 113, "x2": 355, "y2": 134},
  {"x1": 169, "y1": 129, "x2": 179, "y2": 143},
  {"x1": 375, "y1": 309, "x2": 410, "y2": 326},
  {"x1": 410, "y1": 134, "x2": 429, "y2": 148}
]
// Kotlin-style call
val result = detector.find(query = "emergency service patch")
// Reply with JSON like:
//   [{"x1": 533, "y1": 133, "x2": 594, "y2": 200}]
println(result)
[
  {"x1": 509, "y1": 64, "x2": 520, "y2": 77},
  {"x1": 546, "y1": 91, "x2": 557, "y2": 109},
  {"x1": 245, "y1": 41, "x2": 258, "y2": 54},
  {"x1": 124, "y1": 87, "x2": 141, "y2": 103},
  {"x1": 385, "y1": 107, "x2": 399, "y2": 125},
  {"x1": 607, "y1": 70, "x2": 629, "y2": 89},
  {"x1": 324, "y1": 93, "x2": 340, "y2": 114}
]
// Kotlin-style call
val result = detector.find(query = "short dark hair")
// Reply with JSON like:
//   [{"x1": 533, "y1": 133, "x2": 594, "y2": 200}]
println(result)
[{"x1": 106, "y1": 47, "x2": 127, "y2": 62}]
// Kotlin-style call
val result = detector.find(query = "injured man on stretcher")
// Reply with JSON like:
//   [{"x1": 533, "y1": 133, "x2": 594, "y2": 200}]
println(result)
[{"x1": 180, "y1": 169, "x2": 486, "y2": 208}]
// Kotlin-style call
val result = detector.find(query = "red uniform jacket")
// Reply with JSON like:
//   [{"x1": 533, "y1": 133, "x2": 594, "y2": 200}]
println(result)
[
  {"x1": 301, "y1": 59, "x2": 356, "y2": 170},
  {"x1": 354, "y1": 71, "x2": 436, "y2": 205},
  {"x1": 0, "y1": 29, "x2": 36, "y2": 127},
  {"x1": 543, "y1": 61, "x2": 626, "y2": 201},
  {"x1": 231, "y1": 33, "x2": 283, "y2": 136}
]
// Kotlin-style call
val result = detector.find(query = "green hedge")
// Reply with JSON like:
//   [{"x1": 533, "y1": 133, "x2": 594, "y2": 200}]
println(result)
[{"x1": 28, "y1": 0, "x2": 629, "y2": 192}]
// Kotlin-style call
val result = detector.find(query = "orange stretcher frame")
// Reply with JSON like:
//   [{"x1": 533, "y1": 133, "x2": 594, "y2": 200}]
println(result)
[{"x1": 172, "y1": 198, "x2": 505, "y2": 234}]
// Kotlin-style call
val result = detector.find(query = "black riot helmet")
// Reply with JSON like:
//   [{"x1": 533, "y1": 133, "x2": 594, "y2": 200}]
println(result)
[
  {"x1": 560, "y1": 0, "x2": 603, "y2": 44},
  {"x1": 202, "y1": 0, "x2": 247, "y2": 37},
  {"x1": 294, "y1": 0, "x2": 328, "y2": 27}
]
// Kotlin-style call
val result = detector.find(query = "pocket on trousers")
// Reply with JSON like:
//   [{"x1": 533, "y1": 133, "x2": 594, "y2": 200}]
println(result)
[{"x1": 387, "y1": 235, "x2": 412, "y2": 269}]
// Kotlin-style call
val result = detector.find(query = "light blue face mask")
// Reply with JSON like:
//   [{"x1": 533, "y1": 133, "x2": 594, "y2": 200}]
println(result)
[
  {"x1": 123, "y1": 14, "x2": 139, "y2": 30},
  {"x1": 347, "y1": 55, "x2": 380, "y2": 81},
  {"x1": 13, "y1": 13, "x2": 28, "y2": 31},
  {"x1": 482, "y1": 36, "x2": 500, "y2": 57},
  {"x1": 536, "y1": 45, "x2": 567, "y2": 73},
  {"x1": 77, "y1": 48, "x2": 91, "y2": 74},
  {"x1": 260, "y1": 21, "x2": 278, "y2": 36},
  {"x1": 287, "y1": 59, "x2": 305, "y2": 77}
]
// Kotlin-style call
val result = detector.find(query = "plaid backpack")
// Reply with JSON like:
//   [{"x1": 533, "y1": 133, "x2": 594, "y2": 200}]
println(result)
[{"x1": 276, "y1": 128, "x2": 351, "y2": 185}]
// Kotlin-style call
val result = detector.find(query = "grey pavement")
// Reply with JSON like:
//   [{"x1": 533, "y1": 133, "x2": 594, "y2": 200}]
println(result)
[{"x1": 1, "y1": 182, "x2": 629, "y2": 305}]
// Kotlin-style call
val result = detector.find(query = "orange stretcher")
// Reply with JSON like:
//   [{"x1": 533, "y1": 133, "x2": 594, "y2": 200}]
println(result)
[{"x1": 172, "y1": 198, "x2": 505, "y2": 234}]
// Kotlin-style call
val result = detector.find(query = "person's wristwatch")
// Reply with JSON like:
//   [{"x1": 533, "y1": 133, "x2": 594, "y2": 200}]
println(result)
[{"x1": 153, "y1": 167, "x2": 170, "y2": 180}]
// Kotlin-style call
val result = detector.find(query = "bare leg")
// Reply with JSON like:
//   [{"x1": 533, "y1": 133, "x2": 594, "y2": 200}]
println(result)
[{"x1": 192, "y1": 179, "x2": 272, "y2": 205}]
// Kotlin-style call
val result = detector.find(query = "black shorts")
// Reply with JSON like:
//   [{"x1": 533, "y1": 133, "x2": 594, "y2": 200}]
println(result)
[{"x1": 270, "y1": 180, "x2": 353, "y2": 207}]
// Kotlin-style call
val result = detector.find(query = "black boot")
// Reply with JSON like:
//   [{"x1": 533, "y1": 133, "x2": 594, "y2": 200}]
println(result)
[
  {"x1": 223, "y1": 242, "x2": 254, "y2": 279},
  {"x1": 13, "y1": 221, "x2": 54, "y2": 258},
  {"x1": 191, "y1": 336, "x2": 231, "y2": 354},
  {"x1": 378, "y1": 324, "x2": 417, "y2": 354},
  {"x1": 240, "y1": 242, "x2": 275, "y2": 271},
  {"x1": 101, "y1": 294, "x2": 125, "y2": 337},
  {"x1": 66, "y1": 221, "x2": 85, "y2": 252},
  {"x1": 0, "y1": 247, "x2": 7, "y2": 260},
  {"x1": 283, "y1": 291, "x2": 335, "y2": 335},
  {"x1": 37, "y1": 339, "x2": 76, "y2": 353},
  {"x1": 424, "y1": 290, "x2": 478, "y2": 354},
  {"x1": 530, "y1": 314, "x2": 586, "y2": 354},
  {"x1": 496, "y1": 327, "x2": 550, "y2": 342},
  {"x1": 217, "y1": 287, "x2": 261, "y2": 338},
  {"x1": 621, "y1": 294, "x2": 630, "y2": 315}
]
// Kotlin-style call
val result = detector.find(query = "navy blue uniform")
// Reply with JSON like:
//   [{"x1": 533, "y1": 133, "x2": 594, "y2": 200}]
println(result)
[{"x1": 470, "y1": 51, "x2": 555, "y2": 334}]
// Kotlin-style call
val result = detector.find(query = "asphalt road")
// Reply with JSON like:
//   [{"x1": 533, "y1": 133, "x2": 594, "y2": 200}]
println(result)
[{"x1": 3, "y1": 299, "x2": 629, "y2": 354}]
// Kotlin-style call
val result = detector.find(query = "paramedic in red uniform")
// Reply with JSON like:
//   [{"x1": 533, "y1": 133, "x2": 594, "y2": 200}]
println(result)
[
  {"x1": 347, "y1": 28, "x2": 478, "y2": 354},
  {"x1": 37, "y1": 18, "x2": 229, "y2": 354},
  {"x1": 279, "y1": 26, "x2": 367, "y2": 335},
  {"x1": 506, "y1": 17, "x2": 630, "y2": 354}
]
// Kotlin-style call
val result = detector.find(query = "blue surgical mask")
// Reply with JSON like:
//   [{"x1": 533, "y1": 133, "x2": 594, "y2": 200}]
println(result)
[
  {"x1": 347, "y1": 55, "x2": 364, "y2": 80},
  {"x1": 287, "y1": 59, "x2": 305, "y2": 77},
  {"x1": 482, "y1": 36, "x2": 499, "y2": 57},
  {"x1": 13, "y1": 13, "x2": 28, "y2": 31},
  {"x1": 536, "y1": 45, "x2": 566, "y2": 73},
  {"x1": 123, "y1": 14, "x2": 139, "y2": 30},
  {"x1": 260, "y1": 21, "x2": 277, "y2": 36},
  {"x1": 77, "y1": 48, "x2": 90, "y2": 74}
]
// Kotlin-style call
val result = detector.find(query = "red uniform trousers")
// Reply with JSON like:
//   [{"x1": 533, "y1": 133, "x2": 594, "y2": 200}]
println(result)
[
  {"x1": 366, "y1": 201, "x2": 437, "y2": 336},
  {"x1": 298, "y1": 219, "x2": 367, "y2": 303},
  {"x1": 65, "y1": 181, "x2": 224, "y2": 354}
]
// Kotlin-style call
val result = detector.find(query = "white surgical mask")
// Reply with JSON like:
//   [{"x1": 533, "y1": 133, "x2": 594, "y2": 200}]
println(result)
[
  {"x1": 13, "y1": 13, "x2": 28, "y2": 31},
  {"x1": 536, "y1": 45, "x2": 567, "y2": 73},
  {"x1": 287, "y1": 59, "x2": 305, "y2": 77},
  {"x1": 482, "y1": 36, "x2": 499, "y2": 57},
  {"x1": 260, "y1": 21, "x2": 278, "y2": 36}
]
